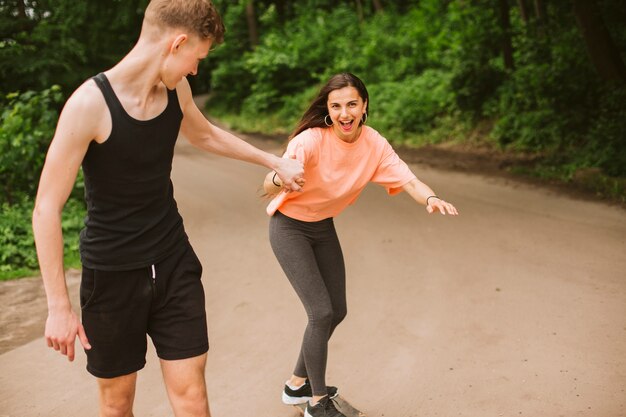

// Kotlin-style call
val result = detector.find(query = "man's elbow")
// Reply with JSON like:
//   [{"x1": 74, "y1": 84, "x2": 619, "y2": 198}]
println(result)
[{"x1": 32, "y1": 199, "x2": 61, "y2": 227}]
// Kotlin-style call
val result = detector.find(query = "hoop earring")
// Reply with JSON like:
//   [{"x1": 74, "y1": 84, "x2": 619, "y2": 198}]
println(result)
[
  {"x1": 361, "y1": 112, "x2": 368, "y2": 125},
  {"x1": 324, "y1": 115, "x2": 333, "y2": 126}
]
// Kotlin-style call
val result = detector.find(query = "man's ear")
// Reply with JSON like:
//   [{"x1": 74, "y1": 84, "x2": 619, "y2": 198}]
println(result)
[{"x1": 170, "y1": 34, "x2": 188, "y2": 53}]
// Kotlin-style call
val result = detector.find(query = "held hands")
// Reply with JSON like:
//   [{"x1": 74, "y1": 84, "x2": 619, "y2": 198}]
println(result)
[
  {"x1": 426, "y1": 196, "x2": 459, "y2": 216},
  {"x1": 45, "y1": 307, "x2": 91, "y2": 361},
  {"x1": 289, "y1": 177, "x2": 306, "y2": 192},
  {"x1": 274, "y1": 156, "x2": 305, "y2": 192}
]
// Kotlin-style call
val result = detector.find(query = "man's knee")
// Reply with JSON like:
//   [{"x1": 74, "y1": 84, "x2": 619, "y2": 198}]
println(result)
[
  {"x1": 167, "y1": 378, "x2": 209, "y2": 416},
  {"x1": 169, "y1": 378, "x2": 207, "y2": 400},
  {"x1": 162, "y1": 355, "x2": 209, "y2": 415},
  {"x1": 99, "y1": 389, "x2": 135, "y2": 417},
  {"x1": 98, "y1": 374, "x2": 137, "y2": 417},
  {"x1": 100, "y1": 401, "x2": 134, "y2": 417}
]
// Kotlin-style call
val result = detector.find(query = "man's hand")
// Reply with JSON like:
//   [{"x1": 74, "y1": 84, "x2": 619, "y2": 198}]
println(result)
[
  {"x1": 274, "y1": 156, "x2": 305, "y2": 192},
  {"x1": 45, "y1": 307, "x2": 91, "y2": 361}
]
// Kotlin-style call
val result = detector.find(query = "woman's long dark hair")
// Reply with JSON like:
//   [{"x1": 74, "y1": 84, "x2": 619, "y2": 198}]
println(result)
[{"x1": 289, "y1": 73, "x2": 369, "y2": 140}]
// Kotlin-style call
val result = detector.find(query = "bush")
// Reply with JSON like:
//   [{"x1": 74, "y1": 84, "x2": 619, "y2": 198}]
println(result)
[
  {"x1": 585, "y1": 85, "x2": 626, "y2": 177},
  {"x1": 0, "y1": 86, "x2": 86, "y2": 279},
  {"x1": 0, "y1": 86, "x2": 63, "y2": 205},
  {"x1": 0, "y1": 199, "x2": 38, "y2": 276},
  {"x1": 367, "y1": 70, "x2": 455, "y2": 140},
  {"x1": 490, "y1": 23, "x2": 595, "y2": 151},
  {"x1": 445, "y1": 1, "x2": 505, "y2": 118},
  {"x1": 0, "y1": 197, "x2": 85, "y2": 280},
  {"x1": 203, "y1": 0, "x2": 624, "y2": 193}
]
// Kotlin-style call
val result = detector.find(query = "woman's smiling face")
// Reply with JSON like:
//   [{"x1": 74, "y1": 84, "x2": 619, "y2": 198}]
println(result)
[{"x1": 327, "y1": 86, "x2": 368, "y2": 143}]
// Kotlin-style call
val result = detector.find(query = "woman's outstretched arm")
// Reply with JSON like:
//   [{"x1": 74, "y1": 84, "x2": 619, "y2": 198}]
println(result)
[{"x1": 402, "y1": 178, "x2": 459, "y2": 215}]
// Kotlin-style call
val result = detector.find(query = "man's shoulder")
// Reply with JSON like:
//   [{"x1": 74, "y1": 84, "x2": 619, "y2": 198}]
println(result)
[
  {"x1": 55, "y1": 77, "x2": 110, "y2": 145},
  {"x1": 64, "y1": 77, "x2": 107, "y2": 115}
]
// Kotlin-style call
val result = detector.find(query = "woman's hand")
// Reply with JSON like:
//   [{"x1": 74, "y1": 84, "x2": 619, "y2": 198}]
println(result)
[
  {"x1": 273, "y1": 156, "x2": 304, "y2": 192},
  {"x1": 263, "y1": 170, "x2": 306, "y2": 195},
  {"x1": 426, "y1": 197, "x2": 458, "y2": 216},
  {"x1": 402, "y1": 179, "x2": 459, "y2": 216}
]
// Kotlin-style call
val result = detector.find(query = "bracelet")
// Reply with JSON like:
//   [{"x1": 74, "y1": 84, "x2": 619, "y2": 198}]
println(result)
[
  {"x1": 271, "y1": 172, "x2": 281, "y2": 187},
  {"x1": 426, "y1": 195, "x2": 440, "y2": 206}
]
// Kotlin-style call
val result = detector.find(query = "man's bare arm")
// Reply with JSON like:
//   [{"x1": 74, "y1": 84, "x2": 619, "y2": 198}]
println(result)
[
  {"x1": 176, "y1": 79, "x2": 304, "y2": 190},
  {"x1": 32, "y1": 82, "x2": 105, "y2": 360}
]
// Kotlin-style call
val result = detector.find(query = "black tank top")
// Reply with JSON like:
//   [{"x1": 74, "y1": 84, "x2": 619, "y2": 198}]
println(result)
[{"x1": 79, "y1": 73, "x2": 188, "y2": 270}]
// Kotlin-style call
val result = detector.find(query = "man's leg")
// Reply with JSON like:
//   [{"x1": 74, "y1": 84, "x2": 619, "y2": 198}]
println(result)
[
  {"x1": 97, "y1": 373, "x2": 138, "y2": 417},
  {"x1": 161, "y1": 353, "x2": 210, "y2": 417}
]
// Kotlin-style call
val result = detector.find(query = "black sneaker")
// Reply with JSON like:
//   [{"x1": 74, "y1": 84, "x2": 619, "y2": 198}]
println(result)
[
  {"x1": 282, "y1": 379, "x2": 338, "y2": 405},
  {"x1": 305, "y1": 396, "x2": 345, "y2": 417}
]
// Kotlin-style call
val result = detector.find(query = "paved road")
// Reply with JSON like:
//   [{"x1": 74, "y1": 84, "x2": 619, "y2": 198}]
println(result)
[{"x1": 1, "y1": 132, "x2": 625, "y2": 417}]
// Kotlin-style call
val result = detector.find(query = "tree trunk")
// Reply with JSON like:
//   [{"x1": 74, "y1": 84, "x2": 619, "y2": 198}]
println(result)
[
  {"x1": 373, "y1": 0, "x2": 384, "y2": 13},
  {"x1": 499, "y1": 0, "x2": 515, "y2": 70},
  {"x1": 534, "y1": 0, "x2": 547, "y2": 24},
  {"x1": 355, "y1": 0, "x2": 364, "y2": 22},
  {"x1": 245, "y1": 0, "x2": 259, "y2": 49},
  {"x1": 275, "y1": 0, "x2": 288, "y2": 23},
  {"x1": 517, "y1": 0, "x2": 529, "y2": 23},
  {"x1": 572, "y1": 0, "x2": 626, "y2": 82},
  {"x1": 16, "y1": 0, "x2": 27, "y2": 19}
]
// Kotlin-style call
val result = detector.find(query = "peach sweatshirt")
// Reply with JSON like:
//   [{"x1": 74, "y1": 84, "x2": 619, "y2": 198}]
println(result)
[{"x1": 267, "y1": 126, "x2": 416, "y2": 222}]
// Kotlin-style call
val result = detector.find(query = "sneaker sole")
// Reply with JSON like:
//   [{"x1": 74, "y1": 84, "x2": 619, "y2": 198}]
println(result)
[
  {"x1": 282, "y1": 388, "x2": 339, "y2": 405},
  {"x1": 282, "y1": 391, "x2": 310, "y2": 405}
]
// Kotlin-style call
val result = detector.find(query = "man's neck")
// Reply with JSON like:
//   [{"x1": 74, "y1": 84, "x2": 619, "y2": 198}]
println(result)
[
  {"x1": 106, "y1": 40, "x2": 167, "y2": 108},
  {"x1": 99, "y1": 39, "x2": 172, "y2": 120}
]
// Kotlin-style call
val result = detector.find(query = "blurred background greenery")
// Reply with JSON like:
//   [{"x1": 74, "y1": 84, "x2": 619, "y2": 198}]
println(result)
[{"x1": 1, "y1": 0, "x2": 624, "y2": 278}]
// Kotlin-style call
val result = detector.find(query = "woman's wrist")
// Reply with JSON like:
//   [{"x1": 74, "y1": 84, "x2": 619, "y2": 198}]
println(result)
[
  {"x1": 272, "y1": 172, "x2": 282, "y2": 187},
  {"x1": 426, "y1": 195, "x2": 440, "y2": 206}
]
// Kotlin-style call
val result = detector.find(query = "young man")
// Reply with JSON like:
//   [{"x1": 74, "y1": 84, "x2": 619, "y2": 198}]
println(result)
[{"x1": 32, "y1": 1, "x2": 303, "y2": 416}]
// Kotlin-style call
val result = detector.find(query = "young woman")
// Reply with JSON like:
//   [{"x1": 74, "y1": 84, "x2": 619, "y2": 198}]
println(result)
[{"x1": 263, "y1": 73, "x2": 458, "y2": 417}]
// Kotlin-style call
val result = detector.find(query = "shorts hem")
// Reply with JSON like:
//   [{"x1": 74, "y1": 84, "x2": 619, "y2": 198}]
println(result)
[
  {"x1": 158, "y1": 344, "x2": 209, "y2": 361},
  {"x1": 87, "y1": 361, "x2": 146, "y2": 379}
]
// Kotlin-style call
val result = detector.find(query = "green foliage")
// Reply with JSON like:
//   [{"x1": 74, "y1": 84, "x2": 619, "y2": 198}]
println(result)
[
  {"x1": 0, "y1": 1, "x2": 86, "y2": 93},
  {"x1": 201, "y1": 1, "x2": 257, "y2": 111},
  {"x1": 0, "y1": 0, "x2": 624, "y2": 280},
  {"x1": 0, "y1": 198, "x2": 85, "y2": 280},
  {"x1": 489, "y1": 3, "x2": 626, "y2": 178},
  {"x1": 203, "y1": 0, "x2": 625, "y2": 191},
  {"x1": 0, "y1": 199, "x2": 37, "y2": 276},
  {"x1": 445, "y1": 1, "x2": 506, "y2": 116},
  {"x1": 491, "y1": 15, "x2": 592, "y2": 150},
  {"x1": 367, "y1": 70, "x2": 455, "y2": 140},
  {"x1": 0, "y1": 0, "x2": 147, "y2": 95},
  {"x1": 584, "y1": 85, "x2": 626, "y2": 177},
  {"x1": 0, "y1": 86, "x2": 64, "y2": 205},
  {"x1": 208, "y1": 3, "x2": 453, "y2": 126},
  {"x1": 0, "y1": 87, "x2": 86, "y2": 279}
]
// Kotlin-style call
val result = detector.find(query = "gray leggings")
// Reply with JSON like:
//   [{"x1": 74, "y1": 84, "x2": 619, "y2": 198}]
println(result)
[{"x1": 269, "y1": 210, "x2": 347, "y2": 396}]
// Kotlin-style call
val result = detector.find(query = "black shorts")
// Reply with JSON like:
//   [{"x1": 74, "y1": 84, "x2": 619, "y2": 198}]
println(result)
[{"x1": 80, "y1": 243, "x2": 208, "y2": 378}]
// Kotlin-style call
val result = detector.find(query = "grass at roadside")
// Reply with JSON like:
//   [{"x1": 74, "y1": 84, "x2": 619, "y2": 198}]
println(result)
[{"x1": 509, "y1": 164, "x2": 626, "y2": 205}]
